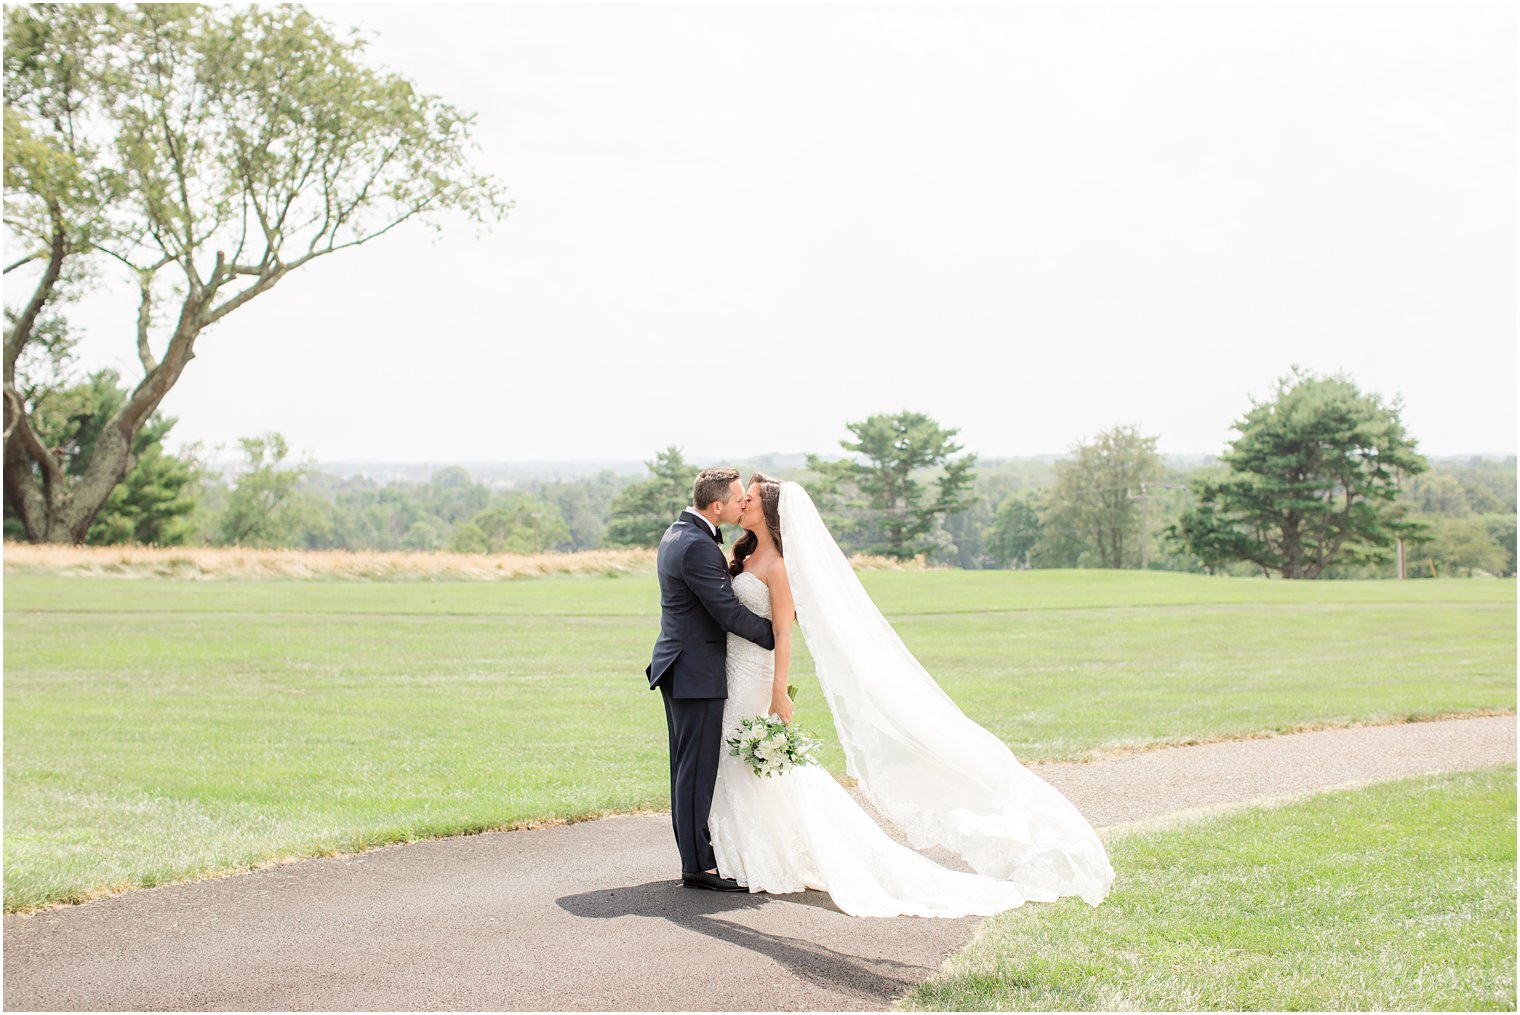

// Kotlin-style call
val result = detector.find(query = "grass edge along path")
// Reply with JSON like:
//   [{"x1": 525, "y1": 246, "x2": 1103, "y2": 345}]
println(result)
[
  {"x1": 2, "y1": 802, "x2": 672, "y2": 917},
  {"x1": 1065, "y1": 707, "x2": 1516, "y2": 763},
  {"x1": 900, "y1": 763, "x2": 1518, "y2": 1012},
  {"x1": 4, "y1": 711, "x2": 1511, "y2": 919}
]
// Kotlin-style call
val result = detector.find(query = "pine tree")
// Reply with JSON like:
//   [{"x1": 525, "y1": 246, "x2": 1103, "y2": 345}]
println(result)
[
  {"x1": 807, "y1": 411, "x2": 977, "y2": 560},
  {"x1": 1172, "y1": 366, "x2": 1430, "y2": 578}
]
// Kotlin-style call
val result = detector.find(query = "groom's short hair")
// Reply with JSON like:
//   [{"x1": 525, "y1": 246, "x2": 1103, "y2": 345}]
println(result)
[{"x1": 693, "y1": 467, "x2": 741, "y2": 511}]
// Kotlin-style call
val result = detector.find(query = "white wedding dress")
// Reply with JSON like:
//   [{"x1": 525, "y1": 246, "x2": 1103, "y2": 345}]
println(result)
[{"x1": 706, "y1": 482, "x2": 1115, "y2": 919}]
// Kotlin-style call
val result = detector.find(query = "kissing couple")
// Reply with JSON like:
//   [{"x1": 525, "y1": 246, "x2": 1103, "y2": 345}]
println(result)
[{"x1": 645, "y1": 466, "x2": 1116, "y2": 918}]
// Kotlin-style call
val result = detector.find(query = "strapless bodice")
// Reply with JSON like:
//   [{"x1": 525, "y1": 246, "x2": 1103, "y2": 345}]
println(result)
[
  {"x1": 732, "y1": 570, "x2": 772, "y2": 619},
  {"x1": 723, "y1": 570, "x2": 775, "y2": 735}
]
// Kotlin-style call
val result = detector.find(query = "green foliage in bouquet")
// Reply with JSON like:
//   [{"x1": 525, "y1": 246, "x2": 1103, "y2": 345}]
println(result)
[{"x1": 726, "y1": 714, "x2": 821, "y2": 779}]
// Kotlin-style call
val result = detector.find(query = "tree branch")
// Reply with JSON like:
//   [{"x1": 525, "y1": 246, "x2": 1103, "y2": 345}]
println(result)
[
  {"x1": 227, "y1": 178, "x2": 252, "y2": 268},
  {"x1": 2, "y1": 388, "x2": 22, "y2": 441},
  {"x1": 136, "y1": 272, "x2": 158, "y2": 374},
  {"x1": 324, "y1": 136, "x2": 405, "y2": 244},
  {"x1": 4, "y1": 206, "x2": 67, "y2": 387},
  {"x1": 2, "y1": 415, "x2": 48, "y2": 541},
  {"x1": 271, "y1": 137, "x2": 322, "y2": 236},
  {"x1": 84, "y1": 243, "x2": 175, "y2": 277},
  {"x1": 4, "y1": 251, "x2": 46, "y2": 274},
  {"x1": 163, "y1": 109, "x2": 204, "y2": 291},
  {"x1": 282, "y1": 197, "x2": 435, "y2": 274},
  {"x1": 202, "y1": 270, "x2": 283, "y2": 326},
  {"x1": 7, "y1": 388, "x2": 69, "y2": 503},
  {"x1": 115, "y1": 302, "x2": 201, "y2": 440}
]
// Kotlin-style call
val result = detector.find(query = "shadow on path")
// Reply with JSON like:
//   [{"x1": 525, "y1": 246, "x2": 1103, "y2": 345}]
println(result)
[{"x1": 558, "y1": 880, "x2": 942, "y2": 1003}]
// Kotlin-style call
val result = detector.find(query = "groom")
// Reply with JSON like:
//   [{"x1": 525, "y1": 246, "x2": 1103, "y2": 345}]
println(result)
[{"x1": 646, "y1": 466, "x2": 776, "y2": 891}]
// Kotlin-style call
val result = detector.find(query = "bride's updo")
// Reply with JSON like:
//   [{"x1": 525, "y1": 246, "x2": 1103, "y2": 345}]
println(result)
[{"x1": 729, "y1": 472, "x2": 783, "y2": 577}]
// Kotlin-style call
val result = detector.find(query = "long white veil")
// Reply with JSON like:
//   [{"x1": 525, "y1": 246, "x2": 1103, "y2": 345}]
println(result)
[{"x1": 778, "y1": 481, "x2": 1115, "y2": 907}]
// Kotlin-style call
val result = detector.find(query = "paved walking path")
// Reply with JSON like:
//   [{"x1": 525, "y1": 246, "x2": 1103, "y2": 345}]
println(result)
[{"x1": 4, "y1": 715, "x2": 1514, "y2": 1012}]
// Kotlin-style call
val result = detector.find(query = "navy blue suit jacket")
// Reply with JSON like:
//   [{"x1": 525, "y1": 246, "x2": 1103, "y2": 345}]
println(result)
[{"x1": 646, "y1": 512, "x2": 776, "y2": 699}]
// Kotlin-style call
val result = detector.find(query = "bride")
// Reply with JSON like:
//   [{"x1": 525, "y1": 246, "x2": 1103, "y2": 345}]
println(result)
[{"x1": 706, "y1": 474, "x2": 1115, "y2": 918}]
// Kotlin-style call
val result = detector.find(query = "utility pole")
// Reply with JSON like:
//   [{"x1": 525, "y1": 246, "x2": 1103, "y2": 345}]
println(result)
[
  {"x1": 1393, "y1": 467, "x2": 1406, "y2": 580},
  {"x1": 1127, "y1": 481, "x2": 1161, "y2": 570},
  {"x1": 1124, "y1": 480, "x2": 1188, "y2": 571}
]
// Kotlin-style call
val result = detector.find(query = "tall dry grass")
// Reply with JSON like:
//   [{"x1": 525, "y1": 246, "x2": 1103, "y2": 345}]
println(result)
[
  {"x1": 846, "y1": 552, "x2": 930, "y2": 571},
  {"x1": 1, "y1": 542, "x2": 928, "y2": 581},
  {"x1": 1, "y1": 542, "x2": 657, "y2": 581}
]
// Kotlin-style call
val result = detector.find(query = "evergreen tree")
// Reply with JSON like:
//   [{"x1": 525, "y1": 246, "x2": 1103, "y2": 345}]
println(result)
[
  {"x1": 807, "y1": 411, "x2": 977, "y2": 560},
  {"x1": 604, "y1": 447, "x2": 694, "y2": 548},
  {"x1": 1170, "y1": 366, "x2": 1430, "y2": 578}
]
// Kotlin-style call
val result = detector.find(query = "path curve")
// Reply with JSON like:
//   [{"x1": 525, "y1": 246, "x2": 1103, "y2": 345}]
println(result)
[{"x1": 4, "y1": 715, "x2": 1514, "y2": 1012}]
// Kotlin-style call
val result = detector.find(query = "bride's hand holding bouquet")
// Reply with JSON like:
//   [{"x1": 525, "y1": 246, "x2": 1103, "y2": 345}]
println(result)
[{"x1": 769, "y1": 682, "x2": 796, "y2": 724}]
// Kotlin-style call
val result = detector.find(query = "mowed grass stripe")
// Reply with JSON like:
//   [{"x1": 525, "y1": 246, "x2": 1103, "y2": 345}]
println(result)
[
  {"x1": 3, "y1": 570, "x2": 1513, "y2": 912},
  {"x1": 902, "y1": 764, "x2": 1517, "y2": 1011},
  {"x1": 6, "y1": 569, "x2": 1512, "y2": 617}
]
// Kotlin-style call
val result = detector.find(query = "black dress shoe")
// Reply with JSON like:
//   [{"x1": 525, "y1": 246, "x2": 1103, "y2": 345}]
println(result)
[{"x1": 681, "y1": 870, "x2": 746, "y2": 892}]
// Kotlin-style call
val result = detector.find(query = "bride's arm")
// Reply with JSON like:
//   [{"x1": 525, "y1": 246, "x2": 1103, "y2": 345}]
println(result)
[{"x1": 767, "y1": 560, "x2": 797, "y2": 724}]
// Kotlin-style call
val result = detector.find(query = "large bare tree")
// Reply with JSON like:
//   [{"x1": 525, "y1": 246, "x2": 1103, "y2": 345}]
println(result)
[{"x1": 3, "y1": 4, "x2": 509, "y2": 542}]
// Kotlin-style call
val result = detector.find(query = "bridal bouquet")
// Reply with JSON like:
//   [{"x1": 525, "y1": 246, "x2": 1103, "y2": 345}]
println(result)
[{"x1": 726, "y1": 686, "x2": 821, "y2": 778}]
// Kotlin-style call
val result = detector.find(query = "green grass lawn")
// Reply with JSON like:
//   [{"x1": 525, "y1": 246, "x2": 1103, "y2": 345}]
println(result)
[
  {"x1": 2, "y1": 569, "x2": 1513, "y2": 912},
  {"x1": 902, "y1": 764, "x2": 1517, "y2": 1011}
]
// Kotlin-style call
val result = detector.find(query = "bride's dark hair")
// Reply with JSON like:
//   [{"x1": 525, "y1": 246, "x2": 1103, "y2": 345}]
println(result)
[{"x1": 729, "y1": 472, "x2": 783, "y2": 577}]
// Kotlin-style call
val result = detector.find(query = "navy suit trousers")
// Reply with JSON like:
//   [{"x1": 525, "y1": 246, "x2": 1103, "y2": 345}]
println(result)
[{"x1": 659, "y1": 680, "x2": 725, "y2": 874}]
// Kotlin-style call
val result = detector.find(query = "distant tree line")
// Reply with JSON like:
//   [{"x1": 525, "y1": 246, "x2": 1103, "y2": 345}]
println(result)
[
  {"x1": 3, "y1": 366, "x2": 1514, "y2": 579},
  {"x1": 598, "y1": 369, "x2": 1513, "y2": 580},
  {"x1": 0, "y1": 367, "x2": 625, "y2": 554}
]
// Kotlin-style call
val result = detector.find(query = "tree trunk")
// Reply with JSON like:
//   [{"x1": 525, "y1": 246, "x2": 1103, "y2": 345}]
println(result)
[{"x1": 7, "y1": 317, "x2": 201, "y2": 544}]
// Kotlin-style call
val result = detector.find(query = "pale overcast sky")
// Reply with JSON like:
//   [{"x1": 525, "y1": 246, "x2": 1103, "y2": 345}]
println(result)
[{"x1": 37, "y1": 2, "x2": 1519, "y2": 464}]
